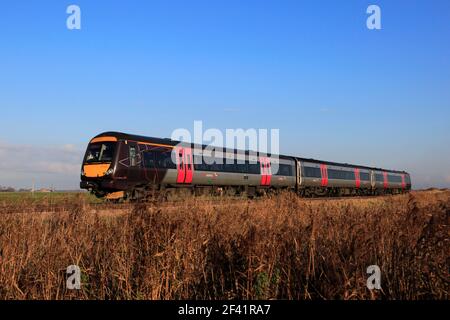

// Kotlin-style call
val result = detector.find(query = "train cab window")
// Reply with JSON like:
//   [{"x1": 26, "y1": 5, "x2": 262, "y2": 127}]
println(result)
[
  {"x1": 129, "y1": 146, "x2": 137, "y2": 167},
  {"x1": 85, "y1": 142, "x2": 116, "y2": 163}
]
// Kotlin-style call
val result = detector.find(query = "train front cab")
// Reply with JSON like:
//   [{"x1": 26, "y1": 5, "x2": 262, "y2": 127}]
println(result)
[{"x1": 80, "y1": 136, "x2": 119, "y2": 197}]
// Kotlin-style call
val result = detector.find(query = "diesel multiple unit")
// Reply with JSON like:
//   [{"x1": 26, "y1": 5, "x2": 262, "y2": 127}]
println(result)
[{"x1": 80, "y1": 132, "x2": 412, "y2": 200}]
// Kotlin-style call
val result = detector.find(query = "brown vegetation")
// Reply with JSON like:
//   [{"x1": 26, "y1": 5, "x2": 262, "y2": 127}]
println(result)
[{"x1": 0, "y1": 190, "x2": 448, "y2": 300}]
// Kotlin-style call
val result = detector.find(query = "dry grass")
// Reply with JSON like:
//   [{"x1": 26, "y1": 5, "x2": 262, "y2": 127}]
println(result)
[{"x1": 0, "y1": 190, "x2": 448, "y2": 300}]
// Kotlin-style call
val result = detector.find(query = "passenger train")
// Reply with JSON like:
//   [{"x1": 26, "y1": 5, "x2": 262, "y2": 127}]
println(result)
[{"x1": 80, "y1": 132, "x2": 411, "y2": 201}]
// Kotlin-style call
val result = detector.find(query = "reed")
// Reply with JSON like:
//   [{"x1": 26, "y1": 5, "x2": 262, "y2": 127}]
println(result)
[{"x1": 0, "y1": 190, "x2": 448, "y2": 300}]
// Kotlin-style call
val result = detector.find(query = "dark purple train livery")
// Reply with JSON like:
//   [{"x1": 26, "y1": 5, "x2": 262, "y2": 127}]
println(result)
[{"x1": 80, "y1": 132, "x2": 411, "y2": 201}]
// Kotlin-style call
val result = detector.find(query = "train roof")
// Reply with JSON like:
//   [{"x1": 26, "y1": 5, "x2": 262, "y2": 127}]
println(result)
[{"x1": 93, "y1": 131, "x2": 409, "y2": 175}]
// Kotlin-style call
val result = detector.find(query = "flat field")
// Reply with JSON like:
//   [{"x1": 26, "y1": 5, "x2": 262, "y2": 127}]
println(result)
[{"x1": 0, "y1": 190, "x2": 448, "y2": 300}]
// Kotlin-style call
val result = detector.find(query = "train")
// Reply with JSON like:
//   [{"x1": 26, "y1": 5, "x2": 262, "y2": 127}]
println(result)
[{"x1": 80, "y1": 132, "x2": 412, "y2": 201}]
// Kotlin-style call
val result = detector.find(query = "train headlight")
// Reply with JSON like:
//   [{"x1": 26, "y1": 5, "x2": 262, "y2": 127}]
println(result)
[{"x1": 105, "y1": 168, "x2": 114, "y2": 176}]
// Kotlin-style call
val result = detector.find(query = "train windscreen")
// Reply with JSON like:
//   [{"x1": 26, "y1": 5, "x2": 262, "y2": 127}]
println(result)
[{"x1": 84, "y1": 142, "x2": 116, "y2": 163}]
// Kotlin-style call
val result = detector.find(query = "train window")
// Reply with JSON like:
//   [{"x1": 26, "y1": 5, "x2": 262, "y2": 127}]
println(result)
[
  {"x1": 274, "y1": 164, "x2": 282, "y2": 176},
  {"x1": 223, "y1": 160, "x2": 237, "y2": 173},
  {"x1": 194, "y1": 155, "x2": 248, "y2": 174},
  {"x1": 328, "y1": 169, "x2": 355, "y2": 180},
  {"x1": 346, "y1": 171, "x2": 355, "y2": 180},
  {"x1": 209, "y1": 156, "x2": 218, "y2": 171},
  {"x1": 328, "y1": 169, "x2": 338, "y2": 179},
  {"x1": 360, "y1": 172, "x2": 370, "y2": 181},
  {"x1": 375, "y1": 174, "x2": 384, "y2": 182},
  {"x1": 198, "y1": 156, "x2": 208, "y2": 171},
  {"x1": 287, "y1": 165, "x2": 293, "y2": 176},
  {"x1": 193, "y1": 154, "x2": 204, "y2": 171},
  {"x1": 197, "y1": 156, "x2": 222, "y2": 172},
  {"x1": 143, "y1": 151, "x2": 155, "y2": 168},
  {"x1": 85, "y1": 142, "x2": 116, "y2": 163},
  {"x1": 303, "y1": 167, "x2": 321, "y2": 178},
  {"x1": 194, "y1": 155, "x2": 206, "y2": 171},
  {"x1": 157, "y1": 150, "x2": 176, "y2": 169},
  {"x1": 275, "y1": 164, "x2": 293, "y2": 176},
  {"x1": 236, "y1": 161, "x2": 248, "y2": 173},
  {"x1": 329, "y1": 169, "x2": 337, "y2": 179},
  {"x1": 388, "y1": 175, "x2": 402, "y2": 183},
  {"x1": 212, "y1": 158, "x2": 224, "y2": 172},
  {"x1": 248, "y1": 161, "x2": 260, "y2": 174},
  {"x1": 129, "y1": 146, "x2": 137, "y2": 167}
]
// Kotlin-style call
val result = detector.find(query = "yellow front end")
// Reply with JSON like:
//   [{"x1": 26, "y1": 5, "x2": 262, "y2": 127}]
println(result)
[{"x1": 83, "y1": 163, "x2": 111, "y2": 178}]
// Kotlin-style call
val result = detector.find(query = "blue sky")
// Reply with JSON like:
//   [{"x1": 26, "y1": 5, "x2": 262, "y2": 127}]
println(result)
[{"x1": 0, "y1": 0, "x2": 449, "y2": 189}]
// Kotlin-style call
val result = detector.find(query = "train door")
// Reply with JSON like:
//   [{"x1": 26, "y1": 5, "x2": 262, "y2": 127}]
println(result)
[
  {"x1": 296, "y1": 159, "x2": 302, "y2": 190},
  {"x1": 260, "y1": 157, "x2": 272, "y2": 186},
  {"x1": 176, "y1": 146, "x2": 194, "y2": 184},
  {"x1": 320, "y1": 164, "x2": 328, "y2": 187},
  {"x1": 184, "y1": 148, "x2": 194, "y2": 184},
  {"x1": 370, "y1": 170, "x2": 375, "y2": 188},
  {"x1": 354, "y1": 168, "x2": 361, "y2": 188},
  {"x1": 383, "y1": 172, "x2": 388, "y2": 189}
]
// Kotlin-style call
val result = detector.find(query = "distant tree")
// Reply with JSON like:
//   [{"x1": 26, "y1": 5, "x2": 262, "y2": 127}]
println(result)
[{"x1": 0, "y1": 186, "x2": 16, "y2": 192}]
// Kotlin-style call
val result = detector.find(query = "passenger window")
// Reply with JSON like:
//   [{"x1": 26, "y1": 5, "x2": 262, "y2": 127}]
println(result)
[
  {"x1": 304, "y1": 167, "x2": 321, "y2": 178},
  {"x1": 143, "y1": 151, "x2": 155, "y2": 168}
]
